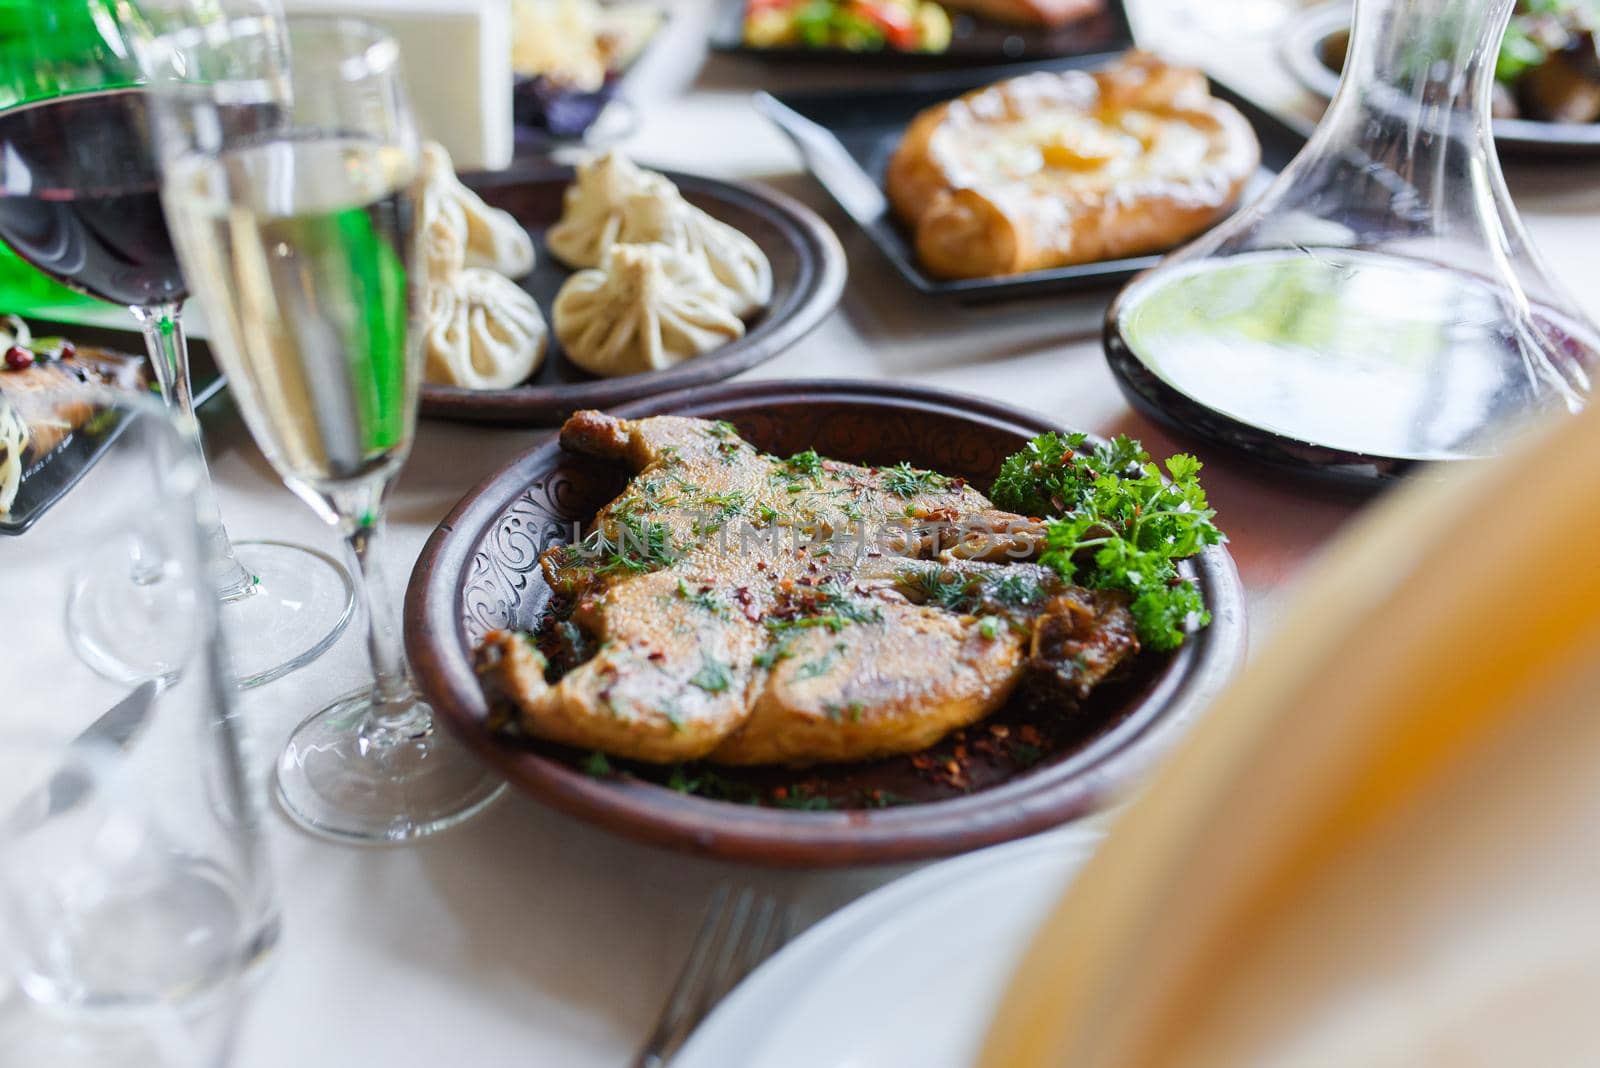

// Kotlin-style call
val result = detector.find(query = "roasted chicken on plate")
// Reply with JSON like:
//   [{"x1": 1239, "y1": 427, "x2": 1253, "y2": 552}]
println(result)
[{"x1": 478, "y1": 410, "x2": 1141, "y2": 766}]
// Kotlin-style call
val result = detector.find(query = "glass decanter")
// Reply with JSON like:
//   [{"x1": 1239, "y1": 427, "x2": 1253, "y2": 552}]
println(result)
[{"x1": 1105, "y1": 0, "x2": 1597, "y2": 480}]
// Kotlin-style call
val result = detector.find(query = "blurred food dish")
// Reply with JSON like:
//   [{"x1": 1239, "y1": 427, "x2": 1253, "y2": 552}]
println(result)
[
  {"x1": 0, "y1": 316, "x2": 143, "y2": 515},
  {"x1": 714, "y1": 0, "x2": 1132, "y2": 66},
  {"x1": 1319, "y1": 0, "x2": 1600, "y2": 124},
  {"x1": 1283, "y1": 1, "x2": 1600, "y2": 156},
  {"x1": 0, "y1": 316, "x2": 214, "y2": 535},
  {"x1": 510, "y1": 0, "x2": 663, "y2": 140},
  {"x1": 742, "y1": 0, "x2": 955, "y2": 54},
  {"x1": 941, "y1": 0, "x2": 1101, "y2": 28},
  {"x1": 886, "y1": 53, "x2": 1260, "y2": 279}
]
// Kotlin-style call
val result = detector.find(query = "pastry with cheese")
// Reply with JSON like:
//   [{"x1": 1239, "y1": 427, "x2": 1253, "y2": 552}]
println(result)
[{"x1": 886, "y1": 53, "x2": 1260, "y2": 279}]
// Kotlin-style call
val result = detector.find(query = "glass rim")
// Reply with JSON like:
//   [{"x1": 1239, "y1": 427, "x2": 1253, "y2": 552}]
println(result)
[{"x1": 150, "y1": 13, "x2": 401, "y2": 74}]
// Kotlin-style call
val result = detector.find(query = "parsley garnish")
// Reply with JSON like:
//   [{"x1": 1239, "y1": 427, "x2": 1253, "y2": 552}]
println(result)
[{"x1": 992, "y1": 432, "x2": 1223, "y2": 652}]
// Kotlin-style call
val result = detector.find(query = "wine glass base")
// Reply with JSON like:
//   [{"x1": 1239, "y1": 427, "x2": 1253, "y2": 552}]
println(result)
[
  {"x1": 68, "y1": 550, "x2": 206, "y2": 687},
  {"x1": 274, "y1": 688, "x2": 505, "y2": 844},
  {"x1": 223, "y1": 540, "x2": 355, "y2": 690}
]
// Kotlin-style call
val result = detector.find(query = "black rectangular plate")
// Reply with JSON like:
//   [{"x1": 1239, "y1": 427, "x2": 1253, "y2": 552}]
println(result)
[
  {"x1": 0, "y1": 319, "x2": 226, "y2": 537},
  {"x1": 709, "y1": 0, "x2": 1133, "y2": 66},
  {"x1": 759, "y1": 56, "x2": 1313, "y2": 303}
]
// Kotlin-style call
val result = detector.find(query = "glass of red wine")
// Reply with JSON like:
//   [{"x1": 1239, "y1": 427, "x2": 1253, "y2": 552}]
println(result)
[{"x1": 0, "y1": 1, "x2": 354, "y2": 686}]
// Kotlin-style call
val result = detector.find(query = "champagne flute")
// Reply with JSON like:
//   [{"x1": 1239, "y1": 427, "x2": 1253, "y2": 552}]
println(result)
[
  {"x1": 0, "y1": 0, "x2": 353, "y2": 688},
  {"x1": 150, "y1": 15, "x2": 504, "y2": 843}
]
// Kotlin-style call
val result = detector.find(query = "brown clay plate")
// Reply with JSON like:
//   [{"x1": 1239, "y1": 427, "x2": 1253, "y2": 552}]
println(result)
[
  {"x1": 420, "y1": 161, "x2": 847, "y2": 425},
  {"x1": 404, "y1": 379, "x2": 1247, "y2": 866}
]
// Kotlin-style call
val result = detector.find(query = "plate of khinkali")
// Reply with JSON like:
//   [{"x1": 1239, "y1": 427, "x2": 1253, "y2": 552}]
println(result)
[{"x1": 420, "y1": 152, "x2": 846, "y2": 425}]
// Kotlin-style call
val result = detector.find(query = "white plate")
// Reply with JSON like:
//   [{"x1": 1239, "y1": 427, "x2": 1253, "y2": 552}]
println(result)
[{"x1": 675, "y1": 827, "x2": 1101, "y2": 1068}]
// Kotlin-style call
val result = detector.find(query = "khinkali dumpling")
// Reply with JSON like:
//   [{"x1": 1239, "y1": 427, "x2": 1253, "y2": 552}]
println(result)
[
  {"x1": 424, "y1": 268, "x2": 549, "y2": 390},
  {"x1": 545, "y1": 150, "x2": 677, "y2": 269},
  {"x1": 617, "y1": 192, "x2": 772, "y2": 317},
  {"x1": 553, "y1": 244, "x2": 745, "y2": 377},
  {"x1": 418, "y1": 142, "x2": 536, "y2": 280}
]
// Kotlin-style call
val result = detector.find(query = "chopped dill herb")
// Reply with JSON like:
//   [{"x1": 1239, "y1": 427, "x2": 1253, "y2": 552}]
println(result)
[
  {"x1": 675, "y1": 579, "x2": 728, "y2": 616},
  {"x1": 881, "y1": 461, "x2": 950, "y2": 497},
  {"x1": 689, "y1": 657, "x2": 733, "y2": 694},
  {"x1": 753, "y1": 636, "x2": 797, "y2": 669},
  {"x1": 985, "y1": 571, "x2": 1042, "y2": 608},
  {"x1": 822, "y1": 698, "x2": 866, "y2": 722},
  {"x1": 906, "y1": 567, "x2": 971, "y2": 611},
  {"x1": 584, "y1": 514, "x2": 679, "y2": 576},
  {"x1": 785, "y1": 449, "x2": 823, "y2": 477},
  {"x1": 796, "y1": 641, "x2": 848, "y2": 680},
  {"x1": 580, "y1": 751, "x2": 613, "y2": 777}
]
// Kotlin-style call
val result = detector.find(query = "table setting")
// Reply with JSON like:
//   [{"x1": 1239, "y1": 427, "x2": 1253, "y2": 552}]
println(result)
[{"x1": 3, "y1": 0, "x2": 1600, "y2": 1065}]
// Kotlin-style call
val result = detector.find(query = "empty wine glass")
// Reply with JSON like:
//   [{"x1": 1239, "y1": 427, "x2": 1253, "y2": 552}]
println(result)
[
  {"x1": 148, "y1": 16, "x2": 504, "y2": 843},
  {"x1": 0, "y1": 0, "x2": 353, "y2": 686},
  {"x1": 0, "y1": 388, "x2": 277, "y2": 1066}
]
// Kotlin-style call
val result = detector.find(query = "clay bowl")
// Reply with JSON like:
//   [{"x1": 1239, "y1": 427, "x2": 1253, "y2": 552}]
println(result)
[
  {"x1": 405, "y1": 379, "x2": 1247, "y2": 866},
  {"x1": 420, "y1": 161, "x2": 846, "y2": 425}
]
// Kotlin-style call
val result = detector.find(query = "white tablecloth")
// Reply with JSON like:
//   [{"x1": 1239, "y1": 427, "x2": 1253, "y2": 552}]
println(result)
[{"x1": 17, "y1": 1, "x2": 1600, "y2": 1064}]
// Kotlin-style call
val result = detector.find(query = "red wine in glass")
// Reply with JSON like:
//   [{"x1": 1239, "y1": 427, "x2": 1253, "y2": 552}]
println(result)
[
  {"x1": 0, "y1": 80, "x2": 355, "y2": 688},
  {"x1": 0, "y1": 87, "x2": 185, "y2": 307}
]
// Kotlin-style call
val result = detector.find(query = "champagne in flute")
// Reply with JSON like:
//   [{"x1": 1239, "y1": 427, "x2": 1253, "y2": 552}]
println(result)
[
  {"x1": 154, "y1": 16, "x2": 503, "y2": 843},
  {"x1": 163, "y1": 137, "x2": 417, "y2": 502}
]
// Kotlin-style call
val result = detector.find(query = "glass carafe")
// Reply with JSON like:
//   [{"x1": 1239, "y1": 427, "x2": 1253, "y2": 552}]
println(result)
[{"x1": 1105, "y1": 0, "x2": 1597, "y2": 481}]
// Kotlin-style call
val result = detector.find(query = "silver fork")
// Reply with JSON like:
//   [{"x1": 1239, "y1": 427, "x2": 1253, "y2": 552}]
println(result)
[{"x1": 632, "y1": 885, "x2": 790, "y2": 1068}]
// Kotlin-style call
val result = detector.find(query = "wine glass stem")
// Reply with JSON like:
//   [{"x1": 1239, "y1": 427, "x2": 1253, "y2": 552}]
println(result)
[
  {"x1": 130, "y1": 303, "x2": 256, "y2": 602},
  {"x1": 338, "y1": 491, "x2": 427, "y2": 742}
]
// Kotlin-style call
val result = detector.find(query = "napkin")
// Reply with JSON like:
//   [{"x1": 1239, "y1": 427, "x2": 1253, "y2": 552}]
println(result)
[{"x1": 979, "y1": 400, "x2": 1600, "y2": 1068}]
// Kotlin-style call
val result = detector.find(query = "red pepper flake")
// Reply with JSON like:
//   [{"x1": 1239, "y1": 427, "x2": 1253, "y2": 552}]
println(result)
[
  {"x1": 647, "y1": 650, "x2": 665, "y2": 662},
  {"x1": 771, "y1": 786, "x2": 789, "y2": 801}
]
